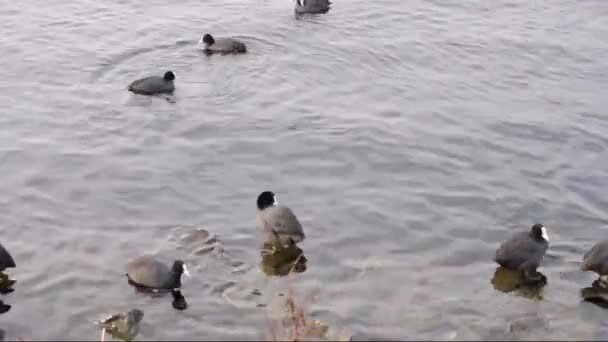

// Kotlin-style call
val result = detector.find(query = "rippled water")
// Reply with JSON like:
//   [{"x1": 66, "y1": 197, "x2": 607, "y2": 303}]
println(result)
[{"x1": 1, "y1": 0, "x2": 608, "y2": 340}]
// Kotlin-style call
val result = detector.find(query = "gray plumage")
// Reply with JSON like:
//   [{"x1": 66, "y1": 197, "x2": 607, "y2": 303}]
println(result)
[
  {"x1": 126, "y1": 256, "x2": 189, "y2": 290},
  {"x1": 200, "y1": 34, "x2": 247, "y2": 54},
  {"x1": 295, "y1": 0, "x2": 331, "y2": 14},
  {"x1": 0, "y1": 242, "x2": 15, "y2": 272},
  {"x1": 494, "y1": 224, "x2": 549, "y2": 277},
  {"x1": 582, "y1": 240, "x2": 608, "y2": 275},
  {"x1": 128, "y1": 71, "x2": 175, "y2": 95},
  {"x1": 256, "y1": 191, "x2": 305, "y2": 246}
]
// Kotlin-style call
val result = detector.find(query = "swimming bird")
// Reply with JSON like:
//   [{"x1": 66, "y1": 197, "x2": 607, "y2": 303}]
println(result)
[
  {"x1": 0, "y1": 242, "x2": 15, "y2": 273},
  {"x1": 97, "y1": 308, "x2": 144, "y2": 342},
  {"x1": 127, "y1": 71, "x2": 175, "y2": 95},
  {"x1": 294, "y1": 0, "x2": 331, "y2": 14},
  {"x1": 494, "y1": 224, "x2": 549, "y2": 284},
  {"x1": 199, "y1": 34, "x2": 247, "y2": 54},
  {"x1": 256, "y1": 191, "x2": 305, "y2": 250},
  {"x1": 126, "y1": 256, "x2": 190, "y2": 291},
  {"x1": 581, "y1": 240, "x2": 608, "y2": 287}
]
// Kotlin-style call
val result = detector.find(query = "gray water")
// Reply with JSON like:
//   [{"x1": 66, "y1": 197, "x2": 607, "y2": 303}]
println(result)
[{"x1": 1, "y1": 0, "x2": 608, "y2": 340}]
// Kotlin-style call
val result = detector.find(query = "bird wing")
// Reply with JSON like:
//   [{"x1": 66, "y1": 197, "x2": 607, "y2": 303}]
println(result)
[
  {"x1": 495, "y1": 232, "x2": 546, "y2": 269},
  {"x1": 127, "y1": 257, "x2": 172, "y2": 288},
  {"x1": 257, "y1": 206, "x2": 305, "y2": 242}
]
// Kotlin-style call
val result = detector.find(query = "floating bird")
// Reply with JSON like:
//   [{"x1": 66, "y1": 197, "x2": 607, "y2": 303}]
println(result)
[
  {"x1": 127, "y1": 71, "x2": 175, "y2": 95},
  {"x1": 199, "y1": 34, "x2": 247, "y2": 54},
  {"x1": 126, "y1": 256, "x2": 190, "y2": 291},
  {"x1": 294, "y1": 0, "x2": 331, "y2": 15}
]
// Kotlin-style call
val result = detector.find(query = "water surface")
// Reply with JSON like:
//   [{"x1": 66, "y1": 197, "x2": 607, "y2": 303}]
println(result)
[{"x1": 1, "y1": 0, "x2": 608, "y2": 340}]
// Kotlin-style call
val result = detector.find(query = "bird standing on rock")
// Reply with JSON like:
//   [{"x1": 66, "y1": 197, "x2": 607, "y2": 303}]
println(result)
[
  {"x1": 256, "y1": 191, "x2": 306, "y2": 254},
  {"x1": 494, "y1": 224, "x2": 550, "y2": 285}
]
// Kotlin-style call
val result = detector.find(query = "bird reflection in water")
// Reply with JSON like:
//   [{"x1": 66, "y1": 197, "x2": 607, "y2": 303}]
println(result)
[
  {"x1": 171, "y1": 289, "x2": 188, "y2": 311},
  {"x1": 491, "y1": 266, "x2": 546, "y2": 300},
  {"x1": 126, "y1": 282, "x2": 188, "y2": 311},
  {"x1": 581, "y1": 281, "x2": 608, "y2": 309}
]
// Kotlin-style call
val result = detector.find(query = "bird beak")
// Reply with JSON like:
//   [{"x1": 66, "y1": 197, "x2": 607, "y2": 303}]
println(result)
[
  {"x1": 183, "y1": 264, "x2": 191, "y2": 277},
  {"x1": 541, "y1": 226, "x2": 549, "y2": 242},
  {"x1": 273, "y1": 196, "x2": 278, "y2": 206}
]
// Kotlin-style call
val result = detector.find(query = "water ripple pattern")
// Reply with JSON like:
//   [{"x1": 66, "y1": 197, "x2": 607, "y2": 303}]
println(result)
[{"x1": 0, "y1": 0, "x2": 607, "y2": 340}]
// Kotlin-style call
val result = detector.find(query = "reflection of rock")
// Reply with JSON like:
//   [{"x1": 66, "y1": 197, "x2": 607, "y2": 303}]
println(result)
[
  {"x1": 175, "y1": 227, "x2": 220, "y2": 256},
  {"x1": 0, "y1": 328, "x2": 4, "y2": 341},
  {"x1": 0, "y1": 273, "x2": 15, "y2": 294},
  {"x1": 260, "y1": 242, "x2": 307, "y2": 277},
  {"x1": 581, "y1": 285, "x2": 608, "y2": 309},
  {"x1": 490, "y1": 266, "x2": 545, "y2": 300},
  {"x1": 97, "y1": 309, "x2": 144, "y2": 342}
]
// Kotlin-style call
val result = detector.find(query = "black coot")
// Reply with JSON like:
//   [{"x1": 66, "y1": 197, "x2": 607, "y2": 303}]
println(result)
[
  {"x1": 494, "y1": 224, "x2": 549, "y2": 283},
  {"x1": 128, "y1": 71, "x2": 175, "y2": 95},
  {"x1": 126, "y1": 256, "x2": 190, "y2": 290},
  {"x1": 199, "y1": 34, "x2": 247, "y2": 54},
  {"x1": 256, "y1": 191, "x2": 305, "y2": 250},
  {"x1": 581, "y1": 240, "x2": 608, "y2": 287}
]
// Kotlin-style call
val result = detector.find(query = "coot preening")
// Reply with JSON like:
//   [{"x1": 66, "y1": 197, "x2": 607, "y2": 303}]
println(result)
[
  {"x1": 294, "y1": 0, "x2": 331, "y2": 14},
  {"x1": 581, "y1": 240, "x2": 608, "y2": 287},
  {"x1": 97, "y1": 308, "x2": 143, "y2": 342},
  {"x1": 127, "y1": 71, "x2": 175, "y2": 95},
  {"x1": 126, "y1": 256, "x2": 190, "y2": 290},
  {"x1": 199, "y1": 34, "x2": 247, "y2": 54},
  {"x1": 494, "y1": 224, "x2": 549, "y2": 284},
  {"x1": 256, "y1": 191, "x2": 305, "y2": 250}
]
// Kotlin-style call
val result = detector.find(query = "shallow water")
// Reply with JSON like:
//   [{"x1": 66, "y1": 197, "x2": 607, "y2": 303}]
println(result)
[{"x1": 1, "y1": 0, "x2": 608, "y2": 340}]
